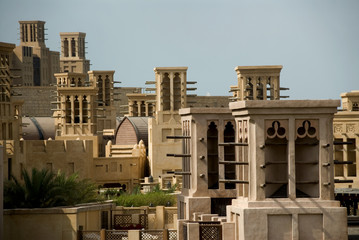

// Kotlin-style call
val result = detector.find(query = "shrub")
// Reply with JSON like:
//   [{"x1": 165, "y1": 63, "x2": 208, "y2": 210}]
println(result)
[{"x1": 115, "y1": 185, "x2": 177, "y2": 207}]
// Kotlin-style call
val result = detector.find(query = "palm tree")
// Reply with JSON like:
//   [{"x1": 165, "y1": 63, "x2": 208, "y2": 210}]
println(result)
[{"x1": 4, "y1": 168, "x2": 101, "y2": 209}]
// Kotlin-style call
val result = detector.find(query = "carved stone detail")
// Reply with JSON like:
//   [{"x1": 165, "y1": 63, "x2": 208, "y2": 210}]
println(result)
[
  {"x1": 346, "y1": 124, "x2": 356, "y2": 133},
  {"x1": 334, "y1": 124, "x2": 343, "y2": 133},
  {"x1": 295, "y1": 119, "x2": 319, "y2": 139},
  {"x1": 265, "y1": 120, "x2": 288, "y2": 139}
]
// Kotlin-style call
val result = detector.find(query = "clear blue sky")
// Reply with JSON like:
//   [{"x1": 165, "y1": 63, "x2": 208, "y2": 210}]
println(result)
[{"x1": 1, "y1": 0, "x2": 358, "y2": 99}]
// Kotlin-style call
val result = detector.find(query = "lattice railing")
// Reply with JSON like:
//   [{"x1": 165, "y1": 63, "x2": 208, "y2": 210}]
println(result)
[
  {"x1": 140, "y1": 230, "x2": 164, "y2": 240},
  {"x1": 165, "y1": 209, "x2": 177, "y2": 224},
  {"x1": 168, "y1": 230, "x2": 177, "y2": 240},
  {"x1": 113, "y1": 214, "x2": 148, "y2": 230},
  {"x1": 106, "y1": 230, "x2": 128, "y2": 240},
  {"x1": 81, "y1": 231, "x2": 101, "y2": 240},
  {"x1": 199, "y1": 224, "x2": 222, "y2": 240}
]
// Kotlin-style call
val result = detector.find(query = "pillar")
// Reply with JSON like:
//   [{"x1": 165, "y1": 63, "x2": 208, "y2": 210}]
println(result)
[{"x1": 170, "y1": 72, "x2": 174, "y2": 111}]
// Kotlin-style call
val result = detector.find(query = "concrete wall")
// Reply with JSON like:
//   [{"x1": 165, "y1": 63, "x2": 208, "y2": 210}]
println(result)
[
  {"x1": 4, "y1": 203, "x2": 114, "y2": 240},
  {"x1": 13, "y1": 86, "x2": 55, "y2": 117},
  {"x1": 17, "y1": 139, "x2": 94, "y2": 180}
]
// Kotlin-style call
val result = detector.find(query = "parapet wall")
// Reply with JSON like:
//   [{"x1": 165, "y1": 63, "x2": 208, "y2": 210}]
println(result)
[{"x1": 19, "y1": 139, "x2": 94, "y2": 179}]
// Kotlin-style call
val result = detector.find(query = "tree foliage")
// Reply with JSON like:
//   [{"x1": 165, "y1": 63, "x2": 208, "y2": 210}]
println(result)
[{"x1": 4, "y1": 168, "x2": 101, "y2": 209}]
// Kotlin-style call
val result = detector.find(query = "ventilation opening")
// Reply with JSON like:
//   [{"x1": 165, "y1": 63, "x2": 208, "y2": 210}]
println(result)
[
  {"x1": 295, "y1": 120, "x2": 319, "y2": 198},
  {"x1": 265, "y1": 120, "x2": 288, "y2": 198},
  {"x1": 224, "y1": 121, "x2": 235, "y2": 189},
  {"x1": 208, "y1": 121, "x2": 219, "y2": 189}
]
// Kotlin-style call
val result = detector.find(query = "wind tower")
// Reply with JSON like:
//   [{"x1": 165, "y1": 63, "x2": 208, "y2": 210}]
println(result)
[
  {"x1": 53, "y1": 71, "x2": 117, "y2": 157},
  {"x1": 230, "y1": 65, "x2": 289, "y2": 101},
  {"x1": 59, "y1": 32, "x2": 90, "y2": 74},
  {"x1": 14, "y1": 21, "x2": 59, "y2": 86},
  {"x1": 147, "y1": 67, "x2": 197, "y2": 178}
]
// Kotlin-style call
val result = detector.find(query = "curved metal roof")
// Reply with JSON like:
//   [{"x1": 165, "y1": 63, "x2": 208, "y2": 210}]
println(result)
[
  {"x1": 115, "y1": 116, "x2": 151, "y2": 146},
  {"x1": 22, "y1": 117, "x2": 55, "y2": 140}
]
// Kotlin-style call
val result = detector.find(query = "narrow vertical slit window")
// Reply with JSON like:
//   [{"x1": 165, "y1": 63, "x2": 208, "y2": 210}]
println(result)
[
  {"x1": 141, "y1": 101, "x2": 146, "y2": 116},
  {"x1": 105, "y1": 75, "x2": 111, "y2": 106},
  {"x1": 208, "y1": 121, "x2": 219, "y2": 189},
  {"x1": 132, "y1": 101, "x2": 138, "y2": 116},
  {"x1": 162, "y1": 73, "x2": 170, "y2": 111},
  {"x1": 173, "y1": 73, "x2": 181, "y2": 110},
  {"x1": 98, "y1": 75, "x2": 103, "y2": 106},
  {"x1": 348, "y1": 138, "x2": 356, "y2": 177},
  {"x1": 224, "y1": 121, "x2": 236, "y2": 189},
  {"x1": 64, "y1": 38, "x2": 69, "y2": 57},
  {"x1": 65, "y1": 96, "x2": 71, "y2": 123},
  {"x1": 334, "y1": 138, "x2": 344, "y2": 176},
  {"x1": 74, "y1": 96, "x2": 80, "y2": 123},
  {"x1": 82, "y1": 96, "x2": 88, "y2": 123},
  {"x1": 71, "y1": 38, "x2": 76, "y2": 57}
]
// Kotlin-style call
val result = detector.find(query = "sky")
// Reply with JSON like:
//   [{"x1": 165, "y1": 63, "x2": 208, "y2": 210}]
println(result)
[{"x1": 0, "y1": 0, "x2": 358, "y2": 99}]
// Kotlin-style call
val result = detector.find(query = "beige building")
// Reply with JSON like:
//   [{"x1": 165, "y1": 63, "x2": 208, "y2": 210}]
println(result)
[
  {"x1": 4, "y1": 202, "x2": 114, "y2": 240},
  {"x1": 0, "y1": 42, "x2": 23, "y2": 181},
  {"x1": 178, "y1": 108, "x2": 237, "y2": 219},
  {"x1": 1, "y1": 62, "x2": 146, "y2": 191},
  {"x1": 147, "y1": 67, "x2": 195, "y2": 178},
  {"x1": 59, "y1": 32, "x2": 90, "y2": 74},
  {"x1": 12, "y1": 21, "x2": 60, "y2": 86},
  {"x1": 177, "y1": 66, "x2": 347, "y2": 240},
  {"x1": 333, "y1": 90, "x2": 359, "y2": 188},
  {"x1": 225, "y1": 99, "x2": 347, "y2": 240}
]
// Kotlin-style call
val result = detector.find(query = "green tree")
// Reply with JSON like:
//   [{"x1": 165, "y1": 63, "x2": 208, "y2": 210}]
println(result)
[{"x1": 4, "y1": 168, "x2": 101, "y2": 209}]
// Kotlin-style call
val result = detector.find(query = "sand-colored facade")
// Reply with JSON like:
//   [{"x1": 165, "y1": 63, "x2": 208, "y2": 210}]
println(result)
[
  {"x1": 177, "y1": 66, "x2": 347, "y2": 240},
  {"x1": 4, "y1": 202, "x2": 114, "y2": 240},
  {"x1": 12, "y1": 21, "x2": 60, "y2": 86},
  {"x1": 333, "y1": 90, "x2": 359, "y2": 188},
  {"x1": 227, "y1": 100, "x2": 346, "y2": 240},
  {"x1": 59, "y1": 32, "x2": 90, "y2": 74}
]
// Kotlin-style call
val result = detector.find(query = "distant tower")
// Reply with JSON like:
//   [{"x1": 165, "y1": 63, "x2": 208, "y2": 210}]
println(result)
[
  {"x1": 154, "y1": 67, "x2": 189, "y2": 112},
  {"x1": 230, "y1": 65, "x2": 288, "y2": 101},
  {"x1": 19, "y1": 20, "x2": 46, "y2": 48},
  {"x1": 147, "y1": 67, "x2": 197, "y2": 178},
  {"x1": 13, "y1": 21, "x2": 60, "y2": 86},
  {"x1": 53, "y1": 72, "x2": 97, "y2": 137},
  {"x1": 0, "y1": 42, "x2": 23, "y2": 181},
  {"x1": 88, "y1": 71, "x2": 116, "y2": 130},
  {"x1": 59, "y1": 32, "x2": 90, "y2": 74}
]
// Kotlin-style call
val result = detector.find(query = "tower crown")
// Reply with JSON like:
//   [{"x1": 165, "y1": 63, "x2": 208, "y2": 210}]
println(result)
[
  {"x1": 231, "y1": 65, "x2": 289, "y2": 101},
  {"x1": 59, "y1": 32, "x2": 87, "y2": 59},
  {"x1": 19, "y1": 21, "x2": 46, "y2": 47}
]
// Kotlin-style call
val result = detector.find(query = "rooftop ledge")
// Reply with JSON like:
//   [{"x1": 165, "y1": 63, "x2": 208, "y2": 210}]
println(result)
[
  {"x1": 229, "y1": 100, "x2": 340, "y2": 111},
  {"x1": 4, "y1": 201, "x2": 114, "y2": 215},
  {"x1": 154, "y1": 67, "x2": 188, "y2": 72},
  {"x1": 179, "y1": 107, "x2": 232, "y2": 116}
]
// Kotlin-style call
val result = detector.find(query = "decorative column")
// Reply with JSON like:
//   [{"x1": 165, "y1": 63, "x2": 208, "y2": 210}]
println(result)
[
  {"x1": 170, "y1": 72, "x2": 174, "y2": 112},
  {"x1": 252, "y1": 76, "x2": 257, "y2": 100}
]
